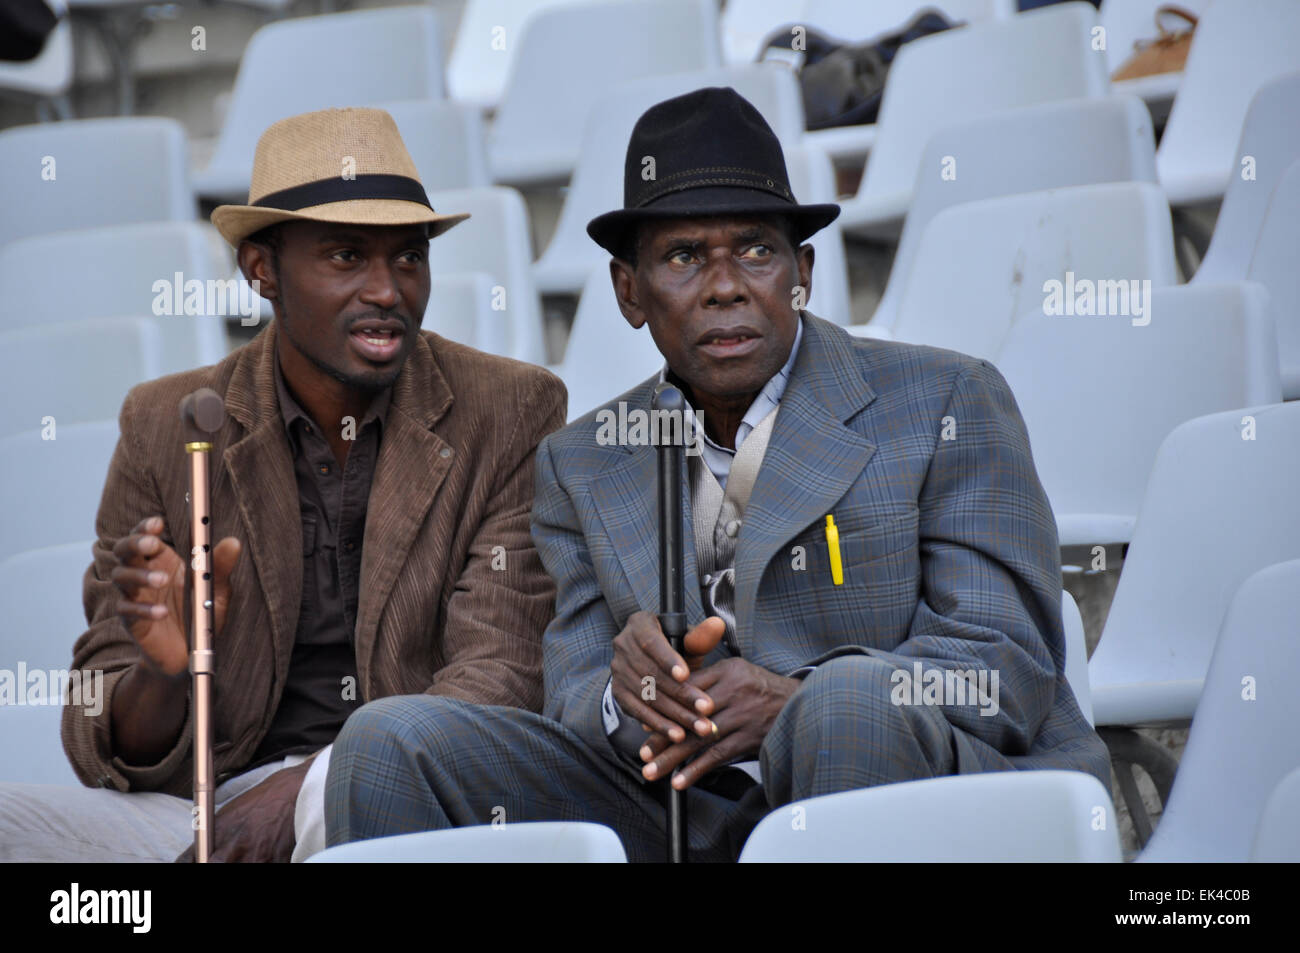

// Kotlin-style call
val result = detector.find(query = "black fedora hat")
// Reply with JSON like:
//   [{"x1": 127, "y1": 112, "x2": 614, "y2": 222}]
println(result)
[{"x1": 586, "y1": 86, "x2": 840, "y2": 257}]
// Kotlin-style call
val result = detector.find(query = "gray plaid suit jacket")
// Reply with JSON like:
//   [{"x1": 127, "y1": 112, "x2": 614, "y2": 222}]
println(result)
[{"x1": 531, "y1": 313, "x2": 1111, "y2": 793}]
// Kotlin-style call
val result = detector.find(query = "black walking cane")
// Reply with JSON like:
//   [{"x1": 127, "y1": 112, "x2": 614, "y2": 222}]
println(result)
[{"x1": 652, "y1": 382, "x2": 689, "y2": 864}]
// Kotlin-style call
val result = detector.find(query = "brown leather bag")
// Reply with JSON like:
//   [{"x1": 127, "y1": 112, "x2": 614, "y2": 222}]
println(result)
[{"x1": 1112, "y1": 5, "x2": 1199, "y2": 81}]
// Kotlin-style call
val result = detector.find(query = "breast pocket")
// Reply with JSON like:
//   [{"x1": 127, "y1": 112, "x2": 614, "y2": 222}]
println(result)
[
  {"x1": 833, "y1": 509, "x2": 920, "y2": 588},
  {"x1": 810, "y1": 508, "x2": 921, "y2": 638},
  {"x1": 299, "y1": 513, "x2": 318, "y2": 612}
]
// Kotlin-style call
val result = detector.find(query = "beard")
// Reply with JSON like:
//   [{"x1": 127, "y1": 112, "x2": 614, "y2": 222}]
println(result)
[{"x1": 277, "y1": 302, "x2": 409, "y2": 393}]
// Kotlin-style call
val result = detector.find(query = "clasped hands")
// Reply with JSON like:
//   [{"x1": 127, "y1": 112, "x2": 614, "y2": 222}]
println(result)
[{"x1": 609, "y1": 611, "x2": 801, "y2": 791}]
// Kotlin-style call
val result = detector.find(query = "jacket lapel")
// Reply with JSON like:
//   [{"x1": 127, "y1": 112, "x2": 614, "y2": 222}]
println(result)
[
  {"x1": 732, "y1": 316, "x2": 878, "y2": 650},
  {"x1": 353, "y1": 333, "x2": 455, "y2": 694},
  {"x1": 222, "y1": 328, "x2": 301, "y2": 689}
]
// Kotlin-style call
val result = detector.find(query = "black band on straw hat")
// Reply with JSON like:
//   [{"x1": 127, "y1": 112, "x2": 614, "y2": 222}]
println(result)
[{"x1": 253, "y1": 173, "x2": 433, "y2": 212}]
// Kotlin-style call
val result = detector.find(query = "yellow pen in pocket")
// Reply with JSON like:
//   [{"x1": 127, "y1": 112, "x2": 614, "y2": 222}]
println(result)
[{"x1": 825, "y1": 515, "x2": 844, "y2": 586}]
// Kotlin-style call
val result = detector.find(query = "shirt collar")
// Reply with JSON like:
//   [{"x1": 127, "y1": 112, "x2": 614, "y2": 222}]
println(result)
[
  {"x1": 272, "y1": 334, "x2": 393, "y2": 443},
  {"x1": 660, "y1": 314, "x2": 804, "y2": 455}
]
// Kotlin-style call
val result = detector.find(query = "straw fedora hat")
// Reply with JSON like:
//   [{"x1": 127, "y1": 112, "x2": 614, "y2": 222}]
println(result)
[{"x1": 211, "y1": 107, "x2": 469, "y2": 247}]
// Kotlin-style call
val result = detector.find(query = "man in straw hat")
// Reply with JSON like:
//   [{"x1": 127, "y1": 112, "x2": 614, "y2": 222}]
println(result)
[
  {"x1": 326, "y1": 89, "x2": 1109, "y2": 861},
  {"x1": 0, "y1": 108, "x2": 566, "y2": 862}
]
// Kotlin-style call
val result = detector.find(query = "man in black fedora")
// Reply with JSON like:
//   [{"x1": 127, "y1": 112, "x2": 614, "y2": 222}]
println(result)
[{"x1": 324, "y1": 88, "x2": 1110, "y2": 862}]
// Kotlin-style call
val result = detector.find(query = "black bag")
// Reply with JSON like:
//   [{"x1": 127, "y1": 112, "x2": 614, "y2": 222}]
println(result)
[
  {"x1": 762, "y1": 9, "x2": 958, "y2": 131},
  {"x1": 0, "y1": 0, "x2": 60, "y2": 63}
]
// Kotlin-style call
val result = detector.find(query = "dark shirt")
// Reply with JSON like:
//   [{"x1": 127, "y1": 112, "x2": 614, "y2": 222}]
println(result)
[{"x1": 250, "y1": 343, "x2": 392, "y2": 765}]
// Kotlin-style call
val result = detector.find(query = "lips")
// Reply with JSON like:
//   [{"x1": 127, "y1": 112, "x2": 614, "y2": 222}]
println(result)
[
  {"x1": 348, "y1": 320, "x2": 406, "y2": 363},
  {"x1": 696, "y1": 325, "x2": 762, "y2": 359}
]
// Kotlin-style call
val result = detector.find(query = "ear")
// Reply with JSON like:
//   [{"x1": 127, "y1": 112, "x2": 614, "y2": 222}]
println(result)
[
  {"x1": 795, "y1": 242, "x2": 814, "y2": 311},
  {"x1": 236, "y1": 240, "x2": 280, "y2": 305},
  {"x1": 609, "y1": 258, "x2": 646, "y2": 330}
]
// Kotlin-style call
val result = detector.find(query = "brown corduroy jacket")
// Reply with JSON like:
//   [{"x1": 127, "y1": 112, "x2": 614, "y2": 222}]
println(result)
[{"x1": 62, "y1": 324, "x2": 567, "y2": 796}]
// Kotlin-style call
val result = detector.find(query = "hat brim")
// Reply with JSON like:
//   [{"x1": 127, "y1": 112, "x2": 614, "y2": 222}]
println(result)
[
  {"x1": 586, "y1": 186, "x2": 840, "y2": 258},
  {"x1": 211, "y1": 197, "x2": 469, "y2": 247}
]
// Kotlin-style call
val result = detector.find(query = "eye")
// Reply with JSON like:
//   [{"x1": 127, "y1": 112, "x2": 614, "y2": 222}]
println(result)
[
  {"x1": 331, "y1": 249, "x2": 360, "y2": 263},
  {"x1": 667, "y1": 247, "x2": 695, "y2": 265},
  {"x1": 741, "y1": 242, "x2": 773, "y2": 259},
  {"x1": 397, "y1": 249, "x2": 426, "y2": 264}
]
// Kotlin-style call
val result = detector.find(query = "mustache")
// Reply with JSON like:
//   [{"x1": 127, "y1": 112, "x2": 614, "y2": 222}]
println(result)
[{"x1": 345, "y1": 311, "x2": 410, "y2": 332}]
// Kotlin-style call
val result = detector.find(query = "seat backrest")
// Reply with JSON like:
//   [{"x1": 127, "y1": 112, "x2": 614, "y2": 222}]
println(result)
[
  {"x1": 0, "y1": 222, "x2": 232, "y2": 370},
  {"x1": 488, "y1": 0, "x2": 721, "y2": 183},
  {"x1": 855, "y1": 2, "x2": 1108, "y2": 215},
  {"x1": 0, "y1": 10, "x2": 72, "y2": 98},
  {"x1": 1246, "y1": 158, "x2": 1300, "y2": 398},
  {"x1": 199, "y1": 7, "x2": 444, "y2": 198},
  {"x1": 1088, "y1": 403, "x2": 1300, "y2": 703},
  {"x1": 1141, "y1": 559, "x2": 1300, "y2": 862},
  {"x1": 558, "y1": 268, "x2": 663, "y2": 421},
  {"x1": 307, "y1": 821, "x2": 628, "y2": 862},
  {"x1": 532, "y1": 63, "x2": 805, "y2": 294},
  {"x1": 0, "y1": 423, "x2": 120, "y2": 563},
  {"x1": 375, "y1": 99, "x2": 491, "y2": 192},
  {"x1": 423, "y1": 187, "x2": 543, "y2": 364},
  {"x1": 447, "y1": 0, "x2": 592, "y2": 107},
  {"x1": 722, "y1": 0, "x2": 808, "y2": 64},
  {"x1": 1155, "y1": 0, "x2": 1300, "y2": 202},
  {"x1": 0, "y1": 540, "x2": 104, "y2": 787},
  {"x1": 1194, "y1": 72, "x2": 1300, "y2": 282},
  {"x1": 0, "y1": 319, "x2": 161, "y2": 442},
  {"x1": 995, "y1": 282, "x2": 1280, "y2": 544},
  {"x1": 738, "y1": 771, "x2": 1121, "y2": 861},
  {"x1": 872, "y1": 94, "x2": 1157, "y2": 331},
  {"x1": 1251, "y1": 764, "x2": 1300, "y2": 862},
  {"x1": 0, "y1": 118, "x2": 193, "y2": 246},
  {"x1": 893, "y1": 181, "x2": 1177, "y2": 360},
  {"x1": 422, "y1": 272, "x2": 507, "y2": 357}
]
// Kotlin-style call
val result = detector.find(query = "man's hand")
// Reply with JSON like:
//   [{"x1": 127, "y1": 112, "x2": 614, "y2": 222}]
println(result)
[
  {"x1": 639, "y1": 658, "x2": 801, "y2": 790},
  {"x1": 111, "y1": 515, "x2": 242, "y2": 676},
  {"x1": 610, "y1": 612, "x2": 727, "y2": 744},
  {"x1": 175, "y1": 759, "x2": 312, "y2": 863}
]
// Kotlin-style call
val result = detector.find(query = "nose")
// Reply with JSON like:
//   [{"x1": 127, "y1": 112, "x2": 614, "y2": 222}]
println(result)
[
  {"x1": 701, "y1": 250, "x2": 747, "y2": 308},
  {"x1": 358, "y1": 258, "x2": 401, "y2": 312}
]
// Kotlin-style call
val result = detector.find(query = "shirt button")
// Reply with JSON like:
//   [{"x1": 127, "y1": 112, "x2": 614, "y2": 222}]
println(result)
[
  {"x1": 702, "y1": 573, "x2": 713, "y2": 585},
  {"x1": 344, "y1": 540, "x2": 356, "y2": 553},
  {"x1": 304, "y1": 424, "x2": 312, "y2": 434},
  {"x1": 439, "y1": 447, "x2": 453, "y2": 459},
  {"x1": 725, "y1": 519, "x2": 742, "y2": 538},
  {"x1": 319, "y1": 464, "x2": 330, "y2": 474}
]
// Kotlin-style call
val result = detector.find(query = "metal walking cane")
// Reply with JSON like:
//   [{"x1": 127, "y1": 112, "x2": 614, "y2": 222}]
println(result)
[
  {"x1": 179, "y1": 387, "x2": 225, "y2": 863},
  {"x1": 652, "y1": 382, "x2": 689, "y2": 864}
]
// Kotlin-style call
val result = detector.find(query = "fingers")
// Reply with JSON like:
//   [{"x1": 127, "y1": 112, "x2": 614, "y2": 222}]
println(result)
[
  {"x1": 112, "y1": 516, "x2": 173, "y2": 568},
  {"x1": 109, "y1": 565, "x2": 172, "y2": 602},
  {"x1": 611, "y1": 613, "x2": 715, "y2": 738},
  {"x1": 682, "y1": 616, "x2": 726, "y2": 663}
]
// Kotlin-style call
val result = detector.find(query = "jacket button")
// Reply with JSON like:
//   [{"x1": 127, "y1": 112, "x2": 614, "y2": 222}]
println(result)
[
  {"x1": 725, "y1": 519, "x2": 742, "y2": 538},
  {"x1": 439, "y1": 447, "x2": 453, "y2": 459}
]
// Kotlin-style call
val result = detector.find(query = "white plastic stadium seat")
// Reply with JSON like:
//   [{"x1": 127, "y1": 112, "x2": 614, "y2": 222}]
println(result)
[
  {"x1": 722, "y1": 0, "x2": 807, "y2": 66},
  {"x1": 738, "y1": 771, "x2": 1121, "y2": 862},
  {"x1": 890, "y1": 182, "x2": 1177, "y2": 361},
  {"x1": 307, "y1": 822, "x2": 628, "y2": 862},
  {"x1": 1139, "y1": 560, "x2": 1300, "y2": 862},
  {"x1": 487, "y1": 0, "x2": 722, "y2": 185},
  {"x1": 836, "y1": 2, "x2": 1109, "y2": 239},
  {"x1": 0, "y1": 222, "x2": 232, "y2": 372},
  {"x1": 447, "y1": 0, "x2": 592, "y2": 109},
  {"x1": 1098, "y1": 0, "x2": 1210, "y2": 106},
  {"x1": 554, "y1": 267, "x2": 663, "y2": 422},
  {"x1": 866, "y1": 94, "x2": 1158, "y2": 333},
  {"x1": 375, "y1": 100, "x2": 491, "y2": 193},
  {"x1": 532, "y1": 64, "x2": 806, "y2": 297},
  {"x1": 995, "y1": 282, "x2": 1280, "y2": 547},
  {"x1": 0, "y1": 319, "x2": 161, "y2": 442},
  {"x1": 783, "y1": 143, "x2": 851, "y2": 325},
  {"x1": 799, "y1": 0, "x2": 1015, "y2": 162},
  {"x1": 0, "y1": 542, "x2": 95, "y2": 786},
  {"x1": 422, "y1": 272, "x2": 509, "y2": 358},
  {"x1": 0, "y1": 117, "x2": 194, "y2": 247},
  {"x1": 191, "y1": 7, "x2": 446, "y2": 203},
  {"x1": 1155, "y1": 0, "x2": 1300, "y2": 206},
  {"x1": 1061, "y1": 590, "x2": 1093, "y2": 728},
  {"x1": 423, "y1": 187, "x2": 545, "y2": 365},
  {"x1": 0, "y1": 422, "x2": 120, "y2": 563},
  {"x1": 1252, "y1": 765, "x2": 1300, "y2": 862},
  {"x1": 1087, "y1": 402, "x2": 1300, "y2": 728},
  {"x1": 1192, "y1": 72, "x2": 1300, "y2": 284},
  {"x1": 1246, "y1": 159, "x2": 1300, "y2": 399}
]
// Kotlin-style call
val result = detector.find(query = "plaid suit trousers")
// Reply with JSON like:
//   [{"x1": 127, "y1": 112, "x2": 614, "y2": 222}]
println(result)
[{"x1": 325, "y1": 654, "x2": 976, "y2": 862}]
